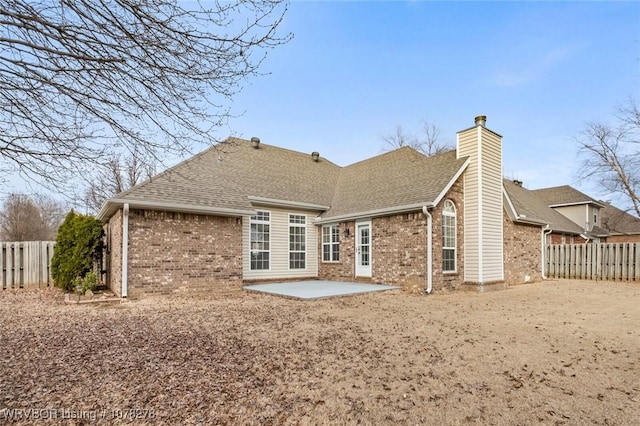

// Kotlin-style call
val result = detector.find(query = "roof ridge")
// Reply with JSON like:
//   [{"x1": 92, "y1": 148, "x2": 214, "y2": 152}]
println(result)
[{"x1": 229, "y1": 137, "x2": 343, "y2": 168}]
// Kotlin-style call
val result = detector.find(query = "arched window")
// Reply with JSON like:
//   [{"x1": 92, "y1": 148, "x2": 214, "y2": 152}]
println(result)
[{"x1": 442, "y1": 200, "x2": 456, "y2": 272}]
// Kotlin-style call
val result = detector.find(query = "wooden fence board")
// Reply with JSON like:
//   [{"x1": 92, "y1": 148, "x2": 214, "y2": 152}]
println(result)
[
  {"x1": 546, "y1": 243, "x2": 640, "y2": 282},
  {"x1": 0, "y1": 241, "x2": 56, "y2": 289}
]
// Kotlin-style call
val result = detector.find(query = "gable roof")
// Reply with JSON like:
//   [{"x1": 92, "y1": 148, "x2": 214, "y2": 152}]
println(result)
[
  {"x1": 531, "y1": 185, "x2": 606, "y2": 208},
  {"x1": 600, "y1": 202, "x2": 640, "y2": 236},
  {"x1": 320, "y1": 148, "x2": 469, "y2": 221},
  {"x1": 503, "y1": 180, "x2": 586, "y2": 235},
  {"x1": 98, "y1": 138, "x2": 470, "y2": 221},
  {"x1": 98, "y1": 138, "x2": 341, "y2": 219}
]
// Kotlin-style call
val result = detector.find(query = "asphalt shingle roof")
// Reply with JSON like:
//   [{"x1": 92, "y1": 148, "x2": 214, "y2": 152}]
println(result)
[
  {"x1": 323, "y1": 148, "x2": 468, "y2": 219},
  {"x1": 113, "y1": 138, "x2": 341, "y2": 212},
  {"x1": 107, "y1": 138, "x2": 468, "y2": 220},
  {"x1": 503, "y1": 180, "x2": 586, "y2": 234},
  {"x1": 531, "y1": 185, "x2": 603, "y2": 206},
  {"x1": 600, "y1": 202, "x2": 640, "y2": 235}
]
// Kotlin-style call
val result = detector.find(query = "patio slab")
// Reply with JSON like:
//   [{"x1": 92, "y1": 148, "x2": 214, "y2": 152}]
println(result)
[{"x1": 243, "y1": 280, "x2": 400, "y2": 300}]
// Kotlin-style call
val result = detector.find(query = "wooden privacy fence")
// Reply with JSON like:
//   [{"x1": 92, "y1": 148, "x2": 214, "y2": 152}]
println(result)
[
  {"x1": 0, "y1": 241, "x2": 56, "y2": 289},
  {"x1": 546, "y1": 243, "x2": 640, "y2": 281}
]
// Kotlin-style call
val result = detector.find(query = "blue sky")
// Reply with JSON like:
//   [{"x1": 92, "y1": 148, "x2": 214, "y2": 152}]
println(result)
[{"x1": 224, "y1": 0, "x2": 640, "y2": 204}]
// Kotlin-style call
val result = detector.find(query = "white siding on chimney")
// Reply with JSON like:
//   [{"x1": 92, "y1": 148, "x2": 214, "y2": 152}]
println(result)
[{"x1": 457, "y1": 123, "x2": 504, "y2": 284}]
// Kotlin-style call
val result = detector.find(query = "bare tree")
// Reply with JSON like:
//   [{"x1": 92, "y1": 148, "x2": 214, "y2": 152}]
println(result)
[
  {"x1": 382, "y1": 119, "x2": 452, "y2": 156},
  {"x1": 0, "y1": 193, "x2": 65, "y2": 240},
  {"x1": 577, "y1": 97, "x2": 640, "y2": 217},
  {"x1": 33, "y1": 193, "x2": 67, "y2": 238},
  {"x1": 382, "y1": 125, "x2": 421, "y2": 152},
  {"x1": 0, "y1": 0, "x2": 291, "y2": 190},
  {"x1": 85, "y1": 147, "x2": 156, "y2": 213},
  {"x1": 420, "y1": 119, "x2": 450, "y2": 156}
]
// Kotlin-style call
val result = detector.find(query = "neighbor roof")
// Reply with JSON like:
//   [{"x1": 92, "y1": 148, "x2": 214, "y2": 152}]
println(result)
[
  {"x1": 600, "y1": 202, "x2": 640, "y2": 236},
  {"x1": 503, "y1": 180, "x2": 586, "y2": 235},
  {"x1": 98, "y1": 138, "x2": 470, "y2": 221},
  {"x1": 531, "y1": 185, "x2": 606, "y2": 208}
]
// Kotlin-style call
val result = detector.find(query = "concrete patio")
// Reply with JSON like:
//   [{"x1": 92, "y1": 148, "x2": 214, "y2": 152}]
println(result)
[{"x1": 243, "y1": 280, "x2": 400, "y2": 300}]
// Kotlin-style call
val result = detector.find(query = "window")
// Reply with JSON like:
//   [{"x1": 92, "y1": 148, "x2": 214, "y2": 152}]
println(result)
[
  {"x1": 289, "y1": 214, "x2": 306, "y2": 269},
  {"x1": 250, "y1": 211, "x2": 270, "y2": 270},
  {"x1": 322, "y1": 224, "x2": 340, "y2": 262},
  {"x1": 442, "y1": 200, "x2": 456, "y2": 272}
]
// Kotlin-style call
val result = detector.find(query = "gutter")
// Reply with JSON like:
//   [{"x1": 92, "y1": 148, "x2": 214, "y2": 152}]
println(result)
[
  {"x1": 97, "y1": 198, "x2": 254, "y2": 222},
  {"x1": 315, "y1": 202, "x2": 432, "y2": 225},
  {"x1": 541, "y1": 224, "x2": 552, "y2": 279},
  {"x1": 422, "y1": 205, "x2": 434, "y2": 294},
  {"x1": 121, "y1": 203, "x2": 129, "y2": 298}
]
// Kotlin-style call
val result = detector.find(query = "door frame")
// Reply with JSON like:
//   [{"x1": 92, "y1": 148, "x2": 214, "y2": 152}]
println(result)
[{"x1": 355, "y1": 219, "x2": 372, "y2": 277}]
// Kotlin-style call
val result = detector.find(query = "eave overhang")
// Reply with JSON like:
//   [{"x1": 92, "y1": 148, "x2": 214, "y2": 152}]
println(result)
[{"x1": 97, "y1": 198, "x2": 254, "y2": 221}]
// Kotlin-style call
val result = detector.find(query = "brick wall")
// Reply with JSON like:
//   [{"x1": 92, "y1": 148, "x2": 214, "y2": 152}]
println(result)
[
  {"x1": 503, "y1": 216, "x2": 543, "y2": 285},
  {"x1": 371, "y1": 213, "x2": 427, "y2": 292},
  {"x1": 429, "y1": 177, "x2": 465, "y2": 292},
  {"x1": 317, "y1": 177, "x2": 466, "y2": 293},
  {"x1": 126, "y1": 209, "x2": 243, "y2": 297},
  {"x1": 318, "y1": 221, "x2": 356, "y2": 282},
  {"x1": 106, "y1": 209, "x2": 123, "y2": 297},
  {"x1": 603, "y1": 234, "x2": 640, "y2": 243}
]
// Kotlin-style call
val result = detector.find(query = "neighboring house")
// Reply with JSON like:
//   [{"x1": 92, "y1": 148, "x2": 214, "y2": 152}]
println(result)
[
  {"x1": 527, "y1": 185, "x2": 640, "y2": 243},
  {"x1": 96, "y1": 116, "x2": 568, "y2": 297},
  {"x1": 530, "y1": 185, "x2": 608, "y2": 243},
  {"x1": 599, "y1": 202, "x2": 640, "y2": 243}
]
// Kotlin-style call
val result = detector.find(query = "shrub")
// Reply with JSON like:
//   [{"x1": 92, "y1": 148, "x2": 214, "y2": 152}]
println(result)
[
  {"x1": 73, "y1": 270, "x2": 99, "y2": 295},
  {"x1": 51, "y1": 211, "x2": 104, "y2": 292}
]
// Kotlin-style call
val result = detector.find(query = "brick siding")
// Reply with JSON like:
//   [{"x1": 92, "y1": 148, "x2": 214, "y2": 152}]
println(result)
[
  {"x1": 602, "y1": 235, "x2": 640, "y2": 243},
  {"x1": 122, "y1": 209, "x2": 242, "y2": 297},
  {"x1": 317, "y1": 221, "x2": 356, "y2": 282},
  {"x1": 503, "y1": 216, "x2": 543, "y2": 285},
  {"x1": 318, "y1": 177, "x2": 466, "y2": 293},
  {"x1": 372, "y1": 212, "x2": 427, "y2": 292},
  {"x1": 428, "y1": 178, "x2": 465, "y2": 292},
  {"x1": 105, "y1": 209, "x2": 123, "y2": 297}
]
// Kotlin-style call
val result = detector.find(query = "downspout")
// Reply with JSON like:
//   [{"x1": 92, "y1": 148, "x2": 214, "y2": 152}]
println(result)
[
  {"x1": 541, "y1": 224, "x2": 552, "y2": 279},
  {"x1": 121, "y1": 203, "x2": 129, "y2": 298},
  {"x1": 422, "y1": 206, "x2": 433, "y2": 294}
]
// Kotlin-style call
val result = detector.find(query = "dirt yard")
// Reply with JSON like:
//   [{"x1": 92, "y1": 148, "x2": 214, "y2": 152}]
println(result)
[{"x1": 0, "y1": 280, "x2": 638, "y2": 425}]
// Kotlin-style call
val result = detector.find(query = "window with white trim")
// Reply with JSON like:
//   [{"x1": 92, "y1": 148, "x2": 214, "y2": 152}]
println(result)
[
  {"x1": 250, "y1": 211, "x2": 270, "y2": 270},
  {"x1": 442, "y1": 200, "x2": 456, "y2": 272},
  {"x1": 289, "y1": 214, "x2": 306, "y2": 269},
  {"x1": 322, "y1": 224, "x2": 340, "y2": 262}
]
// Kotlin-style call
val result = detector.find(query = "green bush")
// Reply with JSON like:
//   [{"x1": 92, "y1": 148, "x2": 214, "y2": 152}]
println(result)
[
  {"x1": 73, "y1": 270, "x2": 99, "y2": 295},
  {"x1": 51, "y1": 211, "x2": 104, "y2": 292}
]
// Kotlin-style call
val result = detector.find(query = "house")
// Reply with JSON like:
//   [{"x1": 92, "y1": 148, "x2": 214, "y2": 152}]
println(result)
[
  {"x1": 520, "y1": 184, "x2": 640, "y2": 243},
  {"x1": 97, "y1": 116, "x2": 566, "y2": 297},
  {"x1": 530, "y1": 185, "x2": 609, "y2": 243},
  {"x1": 598, "y1": 202, "x2": 640, "y2": 242}
]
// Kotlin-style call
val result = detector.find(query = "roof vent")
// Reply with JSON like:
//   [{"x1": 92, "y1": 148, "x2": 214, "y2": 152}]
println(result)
[
  {"x1": 311, "y1": 151, "x2": 320, "y2": 162},
  {"x1": 474, "y1": 115, "x2": 487, "y2": 127},
  {"x1": 250, "y1": 137, "x2": 260, "y2": 149}
]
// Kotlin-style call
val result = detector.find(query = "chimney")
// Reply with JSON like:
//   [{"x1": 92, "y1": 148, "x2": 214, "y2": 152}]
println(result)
[
  {"x1": 456, "y1": 115, "x2": 504, "y2": 287},
  {"x1": 475, "y1": 115, "x2": 487, "y2": 127},
  {"x1": 311, "y1": 152, "x2": 320, "y2": 162},
  {"x1": 250, "y1": 137, "x2": 260, "y2": 149}
]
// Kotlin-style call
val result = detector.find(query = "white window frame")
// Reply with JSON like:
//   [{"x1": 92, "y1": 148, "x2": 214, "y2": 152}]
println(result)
[
  {"x1": 442, "y1": 200, "x2": 457, "y2": 273},
  {"x1": 322, "y1": 224, "x2": 340, "y2": 262},
  {"x1": 289, "y1": 214, "x2": 306, "y2": 270},
  {"x1": 250, "y1": 210, "x2": 270, "y2": 270}
]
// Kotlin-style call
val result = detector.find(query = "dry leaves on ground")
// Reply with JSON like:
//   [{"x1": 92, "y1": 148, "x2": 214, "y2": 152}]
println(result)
[{"x1": 0, "y1": 280, "x2": 638, "y2": 425}]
